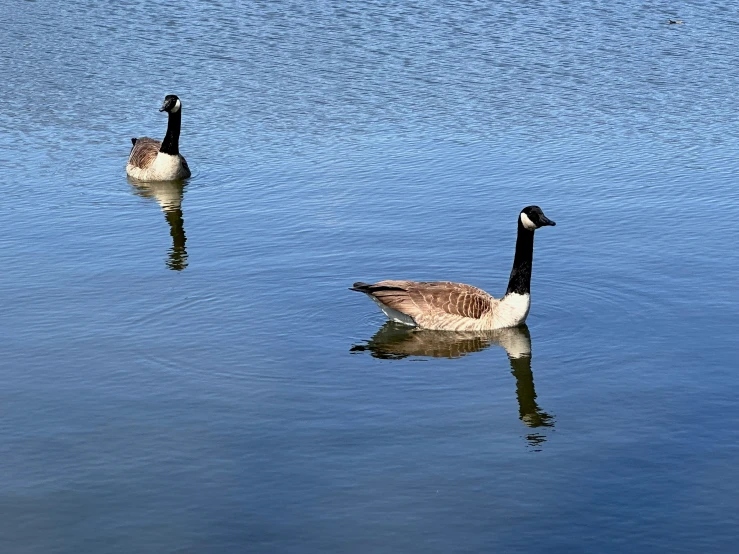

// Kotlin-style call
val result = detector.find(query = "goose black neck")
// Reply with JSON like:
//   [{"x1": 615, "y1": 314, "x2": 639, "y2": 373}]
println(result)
[
  {"x1": 159, "y1": 110, "x2": 181, "y2": 156},
  {"x1": 505, "y1": 221, "x2": 535, "y2": 296}
]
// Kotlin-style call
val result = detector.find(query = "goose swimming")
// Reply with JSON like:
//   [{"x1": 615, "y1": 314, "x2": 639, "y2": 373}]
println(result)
[
  {"x1": 351, "y1": 206, "x2": 556, "y2": 331},
  {"x1": 126, "y1": 94, "x2": 191, "y2": 182}
]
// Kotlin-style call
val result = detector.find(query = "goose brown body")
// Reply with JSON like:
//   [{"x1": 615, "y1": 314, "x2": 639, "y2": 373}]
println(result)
[
  {"x1": 351, "y1": 280, "x2": 503, "y2": 331},
  {"x1": 128, "y1": 137, "x2": 160, "y2": 170},
  {"x1": 126, "y1": 137, "x2": 190, "y2": 181}
]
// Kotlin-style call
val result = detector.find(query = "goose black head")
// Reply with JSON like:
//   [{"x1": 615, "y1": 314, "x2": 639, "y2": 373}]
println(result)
[
  {"x1": 519, "y1": 206, "x2": 556, "y2": 231},
  {"x1": 160, "y1": 94, "x2": 182, "y2": 113}
]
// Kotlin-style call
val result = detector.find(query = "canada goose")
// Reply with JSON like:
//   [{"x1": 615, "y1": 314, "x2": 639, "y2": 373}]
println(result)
[
  {"x1": 351, "y1": 205, "x2": 556, "y2": 331},
  {"x1": 126, "y1": 94, "x2": 191, "y2": 181}
]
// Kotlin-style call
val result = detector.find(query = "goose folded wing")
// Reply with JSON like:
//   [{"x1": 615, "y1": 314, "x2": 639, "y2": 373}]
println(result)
[
  {"x1": 366, "y1": 280, "x2": 495, "y2": 321},
  {"x1": 128, "y1": 137, "x2": 160, "y2": 169}
]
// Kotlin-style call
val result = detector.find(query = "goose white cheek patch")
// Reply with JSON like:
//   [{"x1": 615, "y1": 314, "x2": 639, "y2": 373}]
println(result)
[
  {"x1": 520, "y1": 212, "x2": 537, "y2": 230},
  {"x1": 171, "y1": 99, "x2": 181, "y2": 112}
]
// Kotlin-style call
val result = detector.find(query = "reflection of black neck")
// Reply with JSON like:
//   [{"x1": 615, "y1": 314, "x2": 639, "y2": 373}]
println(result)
[
  {"x1": 508, "y1": 349, "x2": 553, "y2": 429},
  {"x1": 506, "y1": 220, "x2": 535, "y2": 296},
  {"x1": 164, "y1": 208, "x2": 187, "y2": 271},
  {"x1": 160, "y1": 110, "x2": 181, "y2": 156}
]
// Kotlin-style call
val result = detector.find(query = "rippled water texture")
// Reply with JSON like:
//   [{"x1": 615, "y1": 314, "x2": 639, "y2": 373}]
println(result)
[{"x1": 1, "y1": 1, "x2": 739, "y2": 552}]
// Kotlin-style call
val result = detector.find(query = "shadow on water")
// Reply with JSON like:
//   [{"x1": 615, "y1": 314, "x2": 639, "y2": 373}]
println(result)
[
  {"x1": 352, "y1": 323, "x2": 554, "y2": 448},
  {"x1": 129, "y1": 179, "x2": 188, "y2": 271}
]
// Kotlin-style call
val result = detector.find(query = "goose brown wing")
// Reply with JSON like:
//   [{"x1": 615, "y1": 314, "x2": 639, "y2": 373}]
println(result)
[
  {"x1": 353, "y1": 280, "x2": 495, "y2": 321},
  {"x1": 128, "y1": 137, "x2": 160, "y2": 169}
]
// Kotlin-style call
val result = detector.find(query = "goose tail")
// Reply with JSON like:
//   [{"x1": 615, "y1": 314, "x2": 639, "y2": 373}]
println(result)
[
  {"x1": 350, "y1": 282, "x2": 407, "y2": 294},
  {"x1": 350, "y1": 282, "x2": 372, "y2": 293}
]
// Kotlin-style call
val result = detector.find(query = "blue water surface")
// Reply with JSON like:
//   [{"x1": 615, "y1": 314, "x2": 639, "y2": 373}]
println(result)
[{"x1": 1, "y1": 1, "x2": 738, "y2": 552}]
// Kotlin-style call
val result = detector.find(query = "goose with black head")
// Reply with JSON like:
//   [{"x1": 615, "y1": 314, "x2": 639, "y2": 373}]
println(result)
[{"x1": 126, "y1": 94, "x2": 191, "y2": 181}]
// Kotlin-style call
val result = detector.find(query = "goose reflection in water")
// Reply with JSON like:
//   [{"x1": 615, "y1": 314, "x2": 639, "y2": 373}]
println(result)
[
  {"x1": 351, "y1": 323, "x2": 554, "y2": 448},
  {"x1": 130, "y1": 180, "x2": 188, "y2": 271}
]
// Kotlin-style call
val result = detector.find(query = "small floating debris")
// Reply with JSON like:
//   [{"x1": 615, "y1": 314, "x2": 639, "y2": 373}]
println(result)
[{"x1": 667, "y1": 19, "x2": 684, "y2": 25}]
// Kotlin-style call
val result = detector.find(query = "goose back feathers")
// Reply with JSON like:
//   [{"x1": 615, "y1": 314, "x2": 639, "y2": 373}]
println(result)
[
  {"x1": 351, "y1": 280, "x2": 498, "y2": 330},
  {"x1": 128, "y1": 137, "x2": 161, "y2": 171}
]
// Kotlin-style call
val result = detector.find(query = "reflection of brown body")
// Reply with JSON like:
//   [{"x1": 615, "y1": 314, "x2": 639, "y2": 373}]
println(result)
[
  {"x1": 352, "y1": 323, "x2": 554, "y2": 447},
  {"x1": 130, "y1": 180, "x2": 188, "y2": 271}
]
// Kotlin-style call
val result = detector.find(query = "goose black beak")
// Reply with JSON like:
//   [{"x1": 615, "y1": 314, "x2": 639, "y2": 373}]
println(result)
[{"x1": 540, "y1": 216, "x2": 556, "y2": 227}]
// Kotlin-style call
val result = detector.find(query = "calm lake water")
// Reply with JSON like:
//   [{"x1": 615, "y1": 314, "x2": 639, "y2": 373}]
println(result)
[{"x1": 2, "y1": 1, "x2": 739, "y2": 552}]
